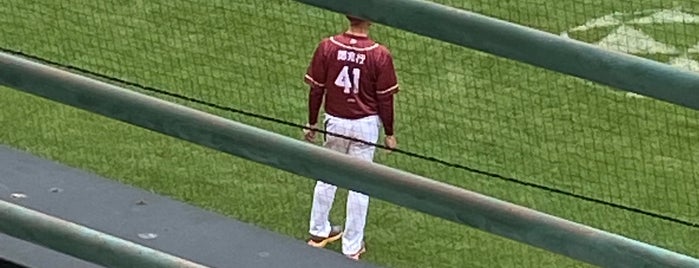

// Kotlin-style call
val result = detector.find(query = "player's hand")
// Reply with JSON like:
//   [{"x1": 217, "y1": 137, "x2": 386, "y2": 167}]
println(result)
[
  {"x1": 303, "y1": 123, "x2": 317, "y2": 142},
  {"x1": 384, "y1": 135, "x2": 397, "y2": 151}
]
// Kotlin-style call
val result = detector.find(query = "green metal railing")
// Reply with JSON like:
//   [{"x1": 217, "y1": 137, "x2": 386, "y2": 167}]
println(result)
[
  {"x1": 0, "y1": 199, "x2": 206, "y2": 268},
  {"x1": 1, "y1": 51, "x2": 698, "y2": 267},
  {"x1": 294, "y1": 0, "x2": 699, "y2": 110},
  {"x1": 2, "y1": 0, "x2": 699, "y2": 267}
]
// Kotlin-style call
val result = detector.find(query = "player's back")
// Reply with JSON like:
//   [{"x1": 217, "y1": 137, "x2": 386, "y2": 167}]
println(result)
[{"x1": 316, "y1": 32, "x2": 394, "y2": 120}]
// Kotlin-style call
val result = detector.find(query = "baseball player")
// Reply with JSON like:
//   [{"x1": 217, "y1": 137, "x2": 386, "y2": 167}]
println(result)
[{"x1": 303, "y1": 14, "x2": 399, "y2": 260}]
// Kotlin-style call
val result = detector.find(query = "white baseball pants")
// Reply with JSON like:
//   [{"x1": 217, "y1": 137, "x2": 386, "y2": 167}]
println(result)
[{"x1": 309, "y1": 113, "x2": 380, "y2": 255}]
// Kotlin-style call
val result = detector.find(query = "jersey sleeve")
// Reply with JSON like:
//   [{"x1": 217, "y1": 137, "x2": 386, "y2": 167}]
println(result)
[
  {"x1": 375, "y1": 48, "x2": 398, "y2": 136},
  {"x1": 304, "y1": 41, "x2": 327, "y2": 89},
  {"x1": 375, "y1": 49, "x2": 399, "y2": 95}
]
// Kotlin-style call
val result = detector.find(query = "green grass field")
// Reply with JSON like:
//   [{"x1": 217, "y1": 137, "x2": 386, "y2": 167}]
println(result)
[{"x1": 1, "y1": 0, "x2": 699, "y2": 267}]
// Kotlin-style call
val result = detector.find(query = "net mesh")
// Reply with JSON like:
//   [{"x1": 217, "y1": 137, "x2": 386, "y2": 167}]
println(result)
[{"x1": 1, "y1": 0, "x2": 698, "y2": 267}]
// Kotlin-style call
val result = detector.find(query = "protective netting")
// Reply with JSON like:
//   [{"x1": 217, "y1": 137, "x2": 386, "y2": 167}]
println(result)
[{"x1": 0, "y1": 0, "x2": 697, "y2": 267}]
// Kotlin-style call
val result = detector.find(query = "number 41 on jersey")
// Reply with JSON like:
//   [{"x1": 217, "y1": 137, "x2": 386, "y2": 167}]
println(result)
[{"x1": 335, "y1": 66, "x2": 360, "y2": 94}]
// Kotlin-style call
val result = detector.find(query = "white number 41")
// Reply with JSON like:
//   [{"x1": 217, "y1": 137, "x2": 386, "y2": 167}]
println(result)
[{"x1": 334, "y1": 66, "x2": 361, "y2": 94}]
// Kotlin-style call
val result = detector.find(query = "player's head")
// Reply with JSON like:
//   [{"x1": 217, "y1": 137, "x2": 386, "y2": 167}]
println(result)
[{"x1": 346, "y1": 15, "x2": 371, "y2": 27}]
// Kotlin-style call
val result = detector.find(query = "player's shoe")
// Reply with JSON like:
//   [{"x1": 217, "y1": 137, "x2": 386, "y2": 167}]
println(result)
[
  {"x1": 307, "y1": 225, "x2": 343, "y2": 248},
  {"x1": 345, "y1": 242, "x2": 366, "y2": 261}
]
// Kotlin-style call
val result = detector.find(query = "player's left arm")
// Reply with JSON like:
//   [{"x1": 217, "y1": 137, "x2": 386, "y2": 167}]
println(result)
[{"x1": 375, "y1": 48, "x2": 399, "y2": 149}]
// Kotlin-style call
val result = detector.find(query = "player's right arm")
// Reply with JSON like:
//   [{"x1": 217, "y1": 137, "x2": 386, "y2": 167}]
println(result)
[
  {"x1": 375, "y1": 48, "x2": 399, "y2": 149},
  {"x1": 304, "y1": 40, "x2": 328, "y2": 141}
]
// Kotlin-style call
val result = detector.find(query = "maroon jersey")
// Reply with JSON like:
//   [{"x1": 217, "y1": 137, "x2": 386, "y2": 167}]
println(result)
[{"x1": 304, "y1": 32, "x2": 399, "y2": 135}]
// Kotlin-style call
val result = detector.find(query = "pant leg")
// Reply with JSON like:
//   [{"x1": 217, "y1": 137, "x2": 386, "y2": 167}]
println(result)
[
  {"x1": 309, "y1": 180, "x2": 337, "y2": 237},
  {"x1": 342, "y1": 116, "x2": 379, "y2": 254},
  {"x1": 309, "y1": 116, "x2": 351, "y2": 237}
]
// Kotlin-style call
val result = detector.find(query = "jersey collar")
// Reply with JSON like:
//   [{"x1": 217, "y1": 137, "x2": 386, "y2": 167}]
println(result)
[{"x1": 343, "y1": 32, "x2": 369, "y2": 40}]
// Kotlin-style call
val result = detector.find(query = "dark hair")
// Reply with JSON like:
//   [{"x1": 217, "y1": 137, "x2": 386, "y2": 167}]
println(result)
[{"x1": 346, "y1": 15, "x2": 368, "y2": 25}]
